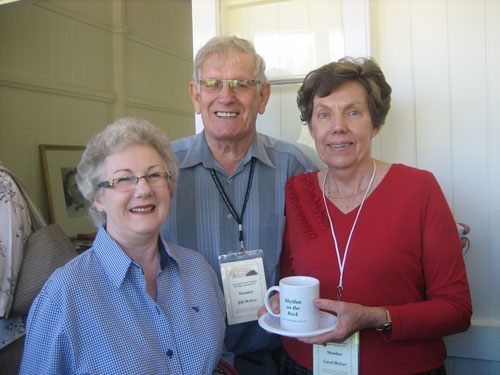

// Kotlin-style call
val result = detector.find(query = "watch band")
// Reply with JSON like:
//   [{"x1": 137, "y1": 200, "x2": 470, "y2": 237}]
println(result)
[{"x1": 376, "y1": 307, "x2": 392, "y2": 331}]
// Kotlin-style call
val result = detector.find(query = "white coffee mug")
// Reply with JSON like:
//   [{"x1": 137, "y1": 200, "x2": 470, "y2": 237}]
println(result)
[{"x1": 264, "y1": 276, "x2": 320, "y2": 332}]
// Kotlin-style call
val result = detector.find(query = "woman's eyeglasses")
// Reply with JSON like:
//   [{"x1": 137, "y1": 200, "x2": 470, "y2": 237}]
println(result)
[{"x1": 97, "y1": 170, "x2": 172, "y2": 192}]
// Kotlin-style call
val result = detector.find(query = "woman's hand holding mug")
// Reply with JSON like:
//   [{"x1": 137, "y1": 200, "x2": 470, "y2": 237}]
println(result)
[{"x1": 262, "y1": 276, "x2": 320, "y2": 332}]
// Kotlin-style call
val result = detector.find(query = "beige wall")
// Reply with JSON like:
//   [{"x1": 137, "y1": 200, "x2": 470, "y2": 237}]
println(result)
[{"x1": 0, "y1": 0, "x2": 195, "y2": 223}]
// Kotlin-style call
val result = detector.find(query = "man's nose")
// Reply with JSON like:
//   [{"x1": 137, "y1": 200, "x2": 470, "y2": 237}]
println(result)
[{"x1": 217, "y1": 82, "x2": 237, "y2": 101}]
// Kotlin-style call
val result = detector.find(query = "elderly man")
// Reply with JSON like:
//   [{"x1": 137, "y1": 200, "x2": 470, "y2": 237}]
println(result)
[{"x1": 161, "y1": 35, "x2": 316, "y2": 374}]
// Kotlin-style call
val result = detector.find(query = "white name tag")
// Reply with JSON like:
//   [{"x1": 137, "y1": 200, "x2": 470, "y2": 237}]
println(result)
[
  {"x1": 313, "y1": 332, "x2": 359, "y2": 375},
  {"x1": 219, "y1": 249, "x2": 267, "y2": 325}
]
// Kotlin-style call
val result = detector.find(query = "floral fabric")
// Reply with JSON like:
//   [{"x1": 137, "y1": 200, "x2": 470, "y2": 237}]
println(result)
[{"x1": 0, "y1": 165, "x2": 31, "y2": 348}]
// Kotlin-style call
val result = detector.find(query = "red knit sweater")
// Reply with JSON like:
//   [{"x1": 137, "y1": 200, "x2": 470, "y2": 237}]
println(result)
[{"x1": 281, "y1": 164, "x2": 471, "y2": 374}]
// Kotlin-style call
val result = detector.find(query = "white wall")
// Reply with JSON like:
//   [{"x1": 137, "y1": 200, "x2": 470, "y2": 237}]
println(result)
[{"x1": 372, "y1": 0, "x2": 500, "y2": 371}]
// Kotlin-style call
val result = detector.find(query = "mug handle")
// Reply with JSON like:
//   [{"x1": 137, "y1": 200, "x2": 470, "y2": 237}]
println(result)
[{"x1": 264, "y1": 286, "x2": 280, "y2": 317}]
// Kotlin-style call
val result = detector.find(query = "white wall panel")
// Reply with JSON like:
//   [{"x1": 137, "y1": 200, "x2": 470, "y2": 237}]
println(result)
[
  {"x1": 410, "y1": 0, "x2": 453, "y2": 199},
  {"x1": 372, "y1": 0, "x2": 417, "y2": 166},
  {"x1": 256, "y1": 85, "x2": 282, "y2": 140},
  {"x1": 373, "y1": 0, "x2": 500, "y2": 368},
  {"x1": 447, "y1": 0, "x2": 489, "y2": 322},
  {"x1": 486, "y1": 0, "x2": 500, "y2": 324}
]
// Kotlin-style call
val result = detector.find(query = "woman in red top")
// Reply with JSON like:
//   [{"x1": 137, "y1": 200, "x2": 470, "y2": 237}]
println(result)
[{"x1": 268, "y1": 58, "x2": 471, "y2": 374}]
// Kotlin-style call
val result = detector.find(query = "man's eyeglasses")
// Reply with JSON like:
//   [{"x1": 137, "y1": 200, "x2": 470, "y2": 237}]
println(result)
[
  {"x1": 198, "y1": 79, "x2": 261, "y2": 93},
  {"x1": 97, "y1": 170, "x2": 172, "y2": 192}
]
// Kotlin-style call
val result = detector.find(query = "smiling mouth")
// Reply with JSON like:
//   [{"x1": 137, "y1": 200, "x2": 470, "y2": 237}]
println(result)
[
  {"x1": 328, "y1": 143, "x2": 352, "y2": 148},
  {"x1": 215, "y1": 111, "x2": 238, "y2": 118},
  {"x1": 130, "y1": 206, "x2": 155, "y2": 213}
]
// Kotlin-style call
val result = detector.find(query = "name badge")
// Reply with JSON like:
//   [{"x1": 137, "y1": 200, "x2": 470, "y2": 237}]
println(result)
[
  {"x1": 219, "y1": 249, "x2": 267, "y2": 325},
  {"x1": 313, "y1": 332, "x2": 360, "y2": 375}
]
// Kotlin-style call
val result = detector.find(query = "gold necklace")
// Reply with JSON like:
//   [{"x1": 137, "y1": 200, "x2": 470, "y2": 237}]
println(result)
[
  {"x1": 324, "y1": 162, "x2": 376, "y2": 200},
  {"x1": 325, "y1": 189, "x2": 366, "y2": 200}
]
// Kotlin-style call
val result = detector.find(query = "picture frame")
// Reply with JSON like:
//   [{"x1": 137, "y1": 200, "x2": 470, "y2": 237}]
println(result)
[{"x1": 40, "y1": 144, "x2": 95, "y2": 238}]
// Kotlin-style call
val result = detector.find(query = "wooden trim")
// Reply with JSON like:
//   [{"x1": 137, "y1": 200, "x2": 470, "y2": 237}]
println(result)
[
  {"x1": 0, "y1": 74, "x2": 115, "y2": 103},
  {"x1": 126, "y1": 96, "x2": 193, "y2": 117}
]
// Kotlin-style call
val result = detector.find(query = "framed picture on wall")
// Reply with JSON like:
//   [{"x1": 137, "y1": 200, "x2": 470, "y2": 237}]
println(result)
[{"x1": 40, "y1": 145, "x2": 95, "y2": 238}]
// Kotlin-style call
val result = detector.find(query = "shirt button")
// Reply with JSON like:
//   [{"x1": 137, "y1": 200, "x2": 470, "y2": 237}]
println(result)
[
  {"x1": 167, "y1": 349, "x2": 174, "y2": 358},
  {"x1": 227, "y1": 178, "x2": 232, "y2": 183},
  {"x1": 227, "y1": 214, "x2": 232, "y2": 219}
]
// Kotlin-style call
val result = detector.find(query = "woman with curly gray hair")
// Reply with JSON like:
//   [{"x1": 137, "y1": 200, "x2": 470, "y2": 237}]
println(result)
[{"x1": 21, "y1": 118, "x2": 236, "y2": 375}]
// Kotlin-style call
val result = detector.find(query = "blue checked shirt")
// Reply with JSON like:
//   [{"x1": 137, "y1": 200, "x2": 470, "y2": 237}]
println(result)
[
  {"x1": 161, "y1": 131, "x2": 316, "y2": 355},
  {"x1": 20, "y1": 226, "x2": 229, "y2": 375}
]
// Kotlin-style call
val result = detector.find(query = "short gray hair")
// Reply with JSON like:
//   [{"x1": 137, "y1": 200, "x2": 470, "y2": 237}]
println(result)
[
  {"x1": 193, "y1": 35, "x2": 267, "y2": 84},
  {"x1": 76, "y1": 117, "x2": 178, "y2": 227}
]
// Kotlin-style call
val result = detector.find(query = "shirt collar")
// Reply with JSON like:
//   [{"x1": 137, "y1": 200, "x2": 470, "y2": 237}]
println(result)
[
  {"x1": 93, "y1": 226, "x2": 181, "y2": 288},
  {"x1": 179, "y1": 130, "x2": 275, "y2": 171}
]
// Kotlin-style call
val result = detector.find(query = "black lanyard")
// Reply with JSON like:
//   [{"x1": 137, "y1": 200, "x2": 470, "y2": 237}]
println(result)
[{"x1": 209, "y1": 158, "x2": 256, "y2": 252}]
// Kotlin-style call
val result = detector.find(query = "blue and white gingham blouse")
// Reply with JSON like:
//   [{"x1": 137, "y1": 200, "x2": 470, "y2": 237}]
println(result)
[{"x1": 20, "y1": 226, "x2": 229, "y2": 374}]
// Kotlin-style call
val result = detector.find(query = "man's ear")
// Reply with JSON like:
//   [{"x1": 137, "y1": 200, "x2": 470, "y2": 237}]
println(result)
[
  {"x1": 258, "y1": 82, "x2": 271, "y2": 115},
  {"x1": 189, "y1": 81, "x2": 201, "y2": 114}
]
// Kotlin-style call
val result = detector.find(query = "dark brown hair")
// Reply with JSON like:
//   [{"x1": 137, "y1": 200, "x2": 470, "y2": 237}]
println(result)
[{"x1": 297, "y1": 57, "x2": 392, "y2": 129}]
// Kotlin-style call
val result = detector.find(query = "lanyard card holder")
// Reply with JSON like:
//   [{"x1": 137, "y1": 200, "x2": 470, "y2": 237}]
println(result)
[
  {"x1": 219, "y1": 249, "x2": 267, "y2": 325},
  {"x1": 313, "y1": 332, "x2": 360, "y2": 375}
]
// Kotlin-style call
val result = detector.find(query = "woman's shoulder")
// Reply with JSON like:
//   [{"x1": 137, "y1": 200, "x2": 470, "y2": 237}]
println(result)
[
  {"x1": 381, "y1": 163, "x2": 441, "y2": 198},
  {"x1": 285, "y1": 171, "x2": 329, "y2": 238},
  {"x1": 163, "y1": 241, "x2": 216, "y2": 276},
  {"x1": 286, "y1": 170, "x2": 318, "y2": 191},
  {"x1": 286, "y1": 171, "x2": 322, "y2": 207},
  {"x1": 388, "y1": 163, "x2": 437, "y2": 183},
  {"x1": 33, "y1": 250, "x2": 97, "y2": 307},
  {"x1": 45, "y1": 250, "x2": 94, "y2": 285}
]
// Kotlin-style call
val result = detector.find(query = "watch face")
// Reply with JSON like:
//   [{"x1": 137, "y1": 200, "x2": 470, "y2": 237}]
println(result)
[{"x1": 376, "y1": 322, "x2": 392, "y2": 331}]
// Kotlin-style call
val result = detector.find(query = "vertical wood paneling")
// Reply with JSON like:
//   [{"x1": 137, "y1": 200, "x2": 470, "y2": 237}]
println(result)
[
  {"x1": 126, "y1": 106, "x2": 194, "y2": 141},
  {"x1": 447, "y1": 0, "x2": 489, "y2": 322},
  {"x1": 343, "y1": 0, "x2": 370, "y2": 57},
  {"x1": 372, "y1": 0, "x2": 417, "y2": 166},
  {"x1": 256, "y1": 85, "x2": 282, "y2": 140},
  {"x1": 125, "y1": 40, "x2": 193, "y2": 112},
  {"x1": 372, "y1": 0, "x2": 500, "y2": 368},
  {"x1": 0, "y1": 0, "x2": 195, "y2": 222},
  {"x1": 0, "y1": 86, "x2": 54, "y2": 207},
  {"x1": 46, "y1": 0, "x2": 113, "y2": 26},
  {"x1": 307, "y1": 0, "x2": 343, "y2": 64},
  {"x1": 124, "y1": 0, "x2": 192, "y2": 58},
  {"x1": 486, "y1": 0, "x2": 500, "y2": 324},
  {"x1": 410, "y1": 0, "x2": 453, "y2": 199}
]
